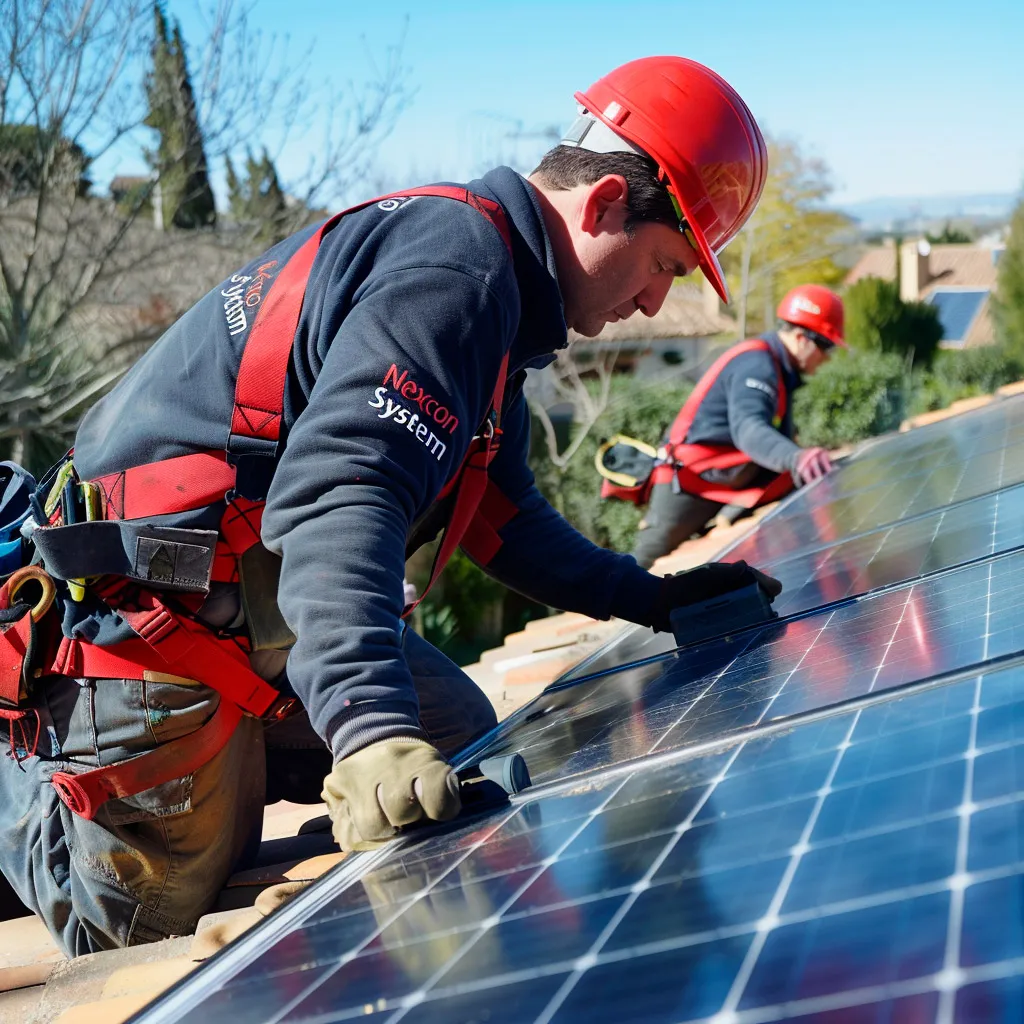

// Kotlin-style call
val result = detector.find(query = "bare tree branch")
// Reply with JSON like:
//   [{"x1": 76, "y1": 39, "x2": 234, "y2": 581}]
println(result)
[
  {"x1": 0, "y1": 0, "x2": 408, "y2": 471},
  {"x1": 526, "y1": 341, "x2": 622, "y2": 472}
]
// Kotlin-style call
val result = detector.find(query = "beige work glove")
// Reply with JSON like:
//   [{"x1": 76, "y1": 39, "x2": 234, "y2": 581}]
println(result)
[{"x1": 322, "y1": 737, "x2": 461, "y2": 852}]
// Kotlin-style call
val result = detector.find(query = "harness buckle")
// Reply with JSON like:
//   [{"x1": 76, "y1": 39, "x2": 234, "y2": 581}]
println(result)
[{"x1": 227, "y1": 452, "x2": 277, "y2": 502}]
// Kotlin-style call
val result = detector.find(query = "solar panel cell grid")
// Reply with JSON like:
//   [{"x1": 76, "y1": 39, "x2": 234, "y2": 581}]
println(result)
[
  {"x1": 160, "y1": 664, "x2": 1024, "y2": 1023},
  {"x1": 132, "y1": 398, "x2": 1024, "y2": 1023},
  {"x1": 558, "y1": 478, "x2": 1024, "y2": 684},
  {"x1": 471, "y1": 549, "x2": 1024, "y2": 787}
]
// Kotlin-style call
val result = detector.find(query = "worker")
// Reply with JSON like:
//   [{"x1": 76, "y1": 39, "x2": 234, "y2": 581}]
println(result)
[
  {"x1": 0, "y1": 56, "x2": 781, "y2": 955},
  {"x1": 630, "y1": 283, "x2": 845, "y2": 568}
]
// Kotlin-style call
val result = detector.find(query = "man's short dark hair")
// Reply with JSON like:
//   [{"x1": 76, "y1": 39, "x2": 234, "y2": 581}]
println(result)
[{"x1": 531, "y1": 145, "x2": 678, "y2": 233}]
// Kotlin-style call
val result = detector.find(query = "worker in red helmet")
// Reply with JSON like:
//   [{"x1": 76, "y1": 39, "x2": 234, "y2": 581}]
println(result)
[
  {"x1": 632, "y1": 283, "x2": 846, "y2": 569},
  {"x1": 0, "y1": 57, "x2": 780, "y2": 954}
]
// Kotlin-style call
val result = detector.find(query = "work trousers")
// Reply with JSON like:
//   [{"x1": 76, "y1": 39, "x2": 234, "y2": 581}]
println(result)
[
  {"x1": 0, "y1": 626, "x2": 497, "y2": 958},
  {"x1": 632, "y1": 482, "x2": 723, "y2": 569}
]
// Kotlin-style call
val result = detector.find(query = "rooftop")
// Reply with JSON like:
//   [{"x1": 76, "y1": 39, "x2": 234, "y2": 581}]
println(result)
[{"x1": 6, "y1": 383, "x2": 1024, "y2": 1022}]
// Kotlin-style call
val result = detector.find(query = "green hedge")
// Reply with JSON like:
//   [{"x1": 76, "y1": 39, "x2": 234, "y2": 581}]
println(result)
[
  {"x1": 793, "y1": 349, "x2": 907, "y2": 447},
  {"x1": 794, "y1": 344, "x2": 1024, "y2": 444},
  {"x1": 909, "y1": 345, "x2": 1024, "y2": 415}
]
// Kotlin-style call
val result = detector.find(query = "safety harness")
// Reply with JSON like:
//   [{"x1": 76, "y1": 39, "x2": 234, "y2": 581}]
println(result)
[
  {"x1": 0, "y1": 186, "x2": 515, "y2": 820},
  {"x1": 597, "y1": 339, "x2": 795, "y2": 509}
]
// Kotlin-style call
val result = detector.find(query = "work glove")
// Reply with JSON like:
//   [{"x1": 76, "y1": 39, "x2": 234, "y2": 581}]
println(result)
[
  {"x1": 794, "y1": 446, "x2": 833, "y2": 486},
  {"x1": 322, "y1": 737, "x2": 461, "y2": 852},
  {"x1": 647, "y1": 560, "x2": 783, "y2": 634}
]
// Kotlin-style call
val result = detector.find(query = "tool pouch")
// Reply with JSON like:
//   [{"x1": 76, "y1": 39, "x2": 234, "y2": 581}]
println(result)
[
  {"x1": 239, "y1": 543, "x2": 296, "y2": 652},
  {"x1": 595, "y1": 436, "x2": 658, "y2": 506},
  {"x1": 0, "y1": 462, "x2": 36, "y2": 577}
]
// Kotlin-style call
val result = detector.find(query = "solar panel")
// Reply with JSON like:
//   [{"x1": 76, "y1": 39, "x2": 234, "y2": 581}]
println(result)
[
  {"x1": 135, "y1": 661, "x2": 1024, "y2": 1022},
  {"x1": 558, "y1": 478, "x2": 1024, "y2": 684},
  {"x1": 131, "y1": 396, "x2": 1024, "y2": 1023},
  {"x1": 467, "y1": 548, "x2": 1024, "y2": 787},
  {"x1": 927, "y1": 289, "x2": 989, "y2": 345}
]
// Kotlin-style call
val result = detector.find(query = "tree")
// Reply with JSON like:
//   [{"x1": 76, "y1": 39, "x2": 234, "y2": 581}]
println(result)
[
  {"x1": 993, "y1": 197, "x2": 1024, "y2": 355},
  {"x1": 926, "y1": 222, "x2": 973, "y2": 245},
  {"x1": 225, "y1": 149, "x2": 290, "y2": 247},
  {"x1": 0, "y1": 0, "x2": 408, "y2": 471},
  {"x1": 843, "y1": 277, "x2": 944, "y2": 366},
  {"x1": 0, "y1": 124, "x2": 91, "y2": 198},
  {"x1": 144, "y1": 3, "x2": 215, "y2": 229},
  {"x1": 721, "y1": 137, "x2": 856, "y2": 339}
]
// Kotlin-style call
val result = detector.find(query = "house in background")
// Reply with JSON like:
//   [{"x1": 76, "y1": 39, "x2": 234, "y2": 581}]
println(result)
[
  {"x1": 846, "y1": 238, "x2": 1005, "y2": 348},
  {"x1": 567, "y1": 275, "x2": 736, "y2": 379}
]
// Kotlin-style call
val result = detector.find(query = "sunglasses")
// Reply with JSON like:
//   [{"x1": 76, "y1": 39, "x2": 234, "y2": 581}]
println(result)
[{"x1": 803, "y1": 330, "x2": 836, "y2": 353}]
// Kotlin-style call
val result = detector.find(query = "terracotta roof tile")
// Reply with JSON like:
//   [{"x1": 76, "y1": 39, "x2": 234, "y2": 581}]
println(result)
[{"x1": 567, "y1": 282, "x2": 735, "y2": 343}]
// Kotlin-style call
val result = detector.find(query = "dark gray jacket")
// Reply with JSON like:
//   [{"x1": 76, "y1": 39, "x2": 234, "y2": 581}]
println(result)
[
  {"x1": 74, "y1": 168, "x2": 661, "y2": 758},
  {"x1": 685, "y1": 332, "x2": 804, "y2": 474}
]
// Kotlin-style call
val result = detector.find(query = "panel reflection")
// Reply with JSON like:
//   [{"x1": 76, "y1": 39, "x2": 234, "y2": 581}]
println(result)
[
  {"x1": 174, "y1": 664, "x2": 1024, "y2": 1023},
  {"x1": 479, "y1": 551, "x2": 1024, "y2": 787}
]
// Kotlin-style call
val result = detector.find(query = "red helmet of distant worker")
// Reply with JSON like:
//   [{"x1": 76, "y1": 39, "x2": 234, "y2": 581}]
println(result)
[
  {"x1": 564, "y1": 56, "x2": 767, "y2": 304},
  {"x1": 776, "y1": 284, "x2": 846, "y2": 347}
]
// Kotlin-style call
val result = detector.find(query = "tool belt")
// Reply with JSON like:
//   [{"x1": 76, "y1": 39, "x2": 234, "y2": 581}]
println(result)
[{"x1": 0, "y1": 185, "x2": 516, "y2": 821}]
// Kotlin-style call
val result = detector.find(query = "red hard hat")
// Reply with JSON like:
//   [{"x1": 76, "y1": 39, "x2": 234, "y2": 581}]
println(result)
[
  {"x1": 776, "y1": 284, "x2": 846, "y2": 346},
  {"x1": 570, "y1": 56, "x2": 767, "y2": 304}
]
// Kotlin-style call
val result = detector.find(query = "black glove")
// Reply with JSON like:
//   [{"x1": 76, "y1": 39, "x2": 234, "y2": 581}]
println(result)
[{"x1": 647, "y1": 560, "x2": 782, "y2": 634}]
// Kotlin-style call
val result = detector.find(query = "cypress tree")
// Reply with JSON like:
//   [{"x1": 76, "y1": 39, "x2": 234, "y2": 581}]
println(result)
[
  {"x1": 225, "y1": 147, "x2": 290, "y2": 245},
  {"x1": 144, "y1": 2, "x2": 216, "y2": 229},
  {"x1": 993, "y1": 197, "x2": 1024, "y2": 356}
]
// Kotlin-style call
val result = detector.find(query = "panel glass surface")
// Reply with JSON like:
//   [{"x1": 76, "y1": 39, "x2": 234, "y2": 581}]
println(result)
[
  {"x1": 927, "y1": 289, "x2": 989, "y2": 343},
  {"x1": 727, "y1": 399, "x2": 1024, "y2": 564},
  {"x1": 559, "y1": 480, "x2": 1024, "y2": 684},
  {"x1": 471, "y1": 549, "x2": 1024, "y2": 786},
  {"x1": 131, "y1": 397, "x2": 1024, "y2": 1024},
  {"x1": 138, "y1": 663, "x2": 1024, "y2": 1023}
]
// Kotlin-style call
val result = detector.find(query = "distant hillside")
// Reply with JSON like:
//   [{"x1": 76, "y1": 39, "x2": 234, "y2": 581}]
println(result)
[{"x1": 839, "y1": 192, "x2": 1019, "y2": 232}]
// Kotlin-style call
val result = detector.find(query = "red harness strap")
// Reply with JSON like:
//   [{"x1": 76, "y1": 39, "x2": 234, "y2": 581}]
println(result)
[
  {"x1": 45, "y1": 582, "x2": 295, "y2": 820},
  {"x1": 404, "y1": 351, "x2": 510, "y2": 615},
  {"x1": 89, "y1": 185, "x2": 514, "y2": 588},
  {"x1": 43, "y1": 187, "x2": 515, "y2": 818},
  {"x1": 651, "y1": 339, "x2": 794, "y2": 508}
]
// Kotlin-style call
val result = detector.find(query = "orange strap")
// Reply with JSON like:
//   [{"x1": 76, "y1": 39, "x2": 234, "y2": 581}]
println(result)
[{"x1": 50, "y1": 701, "x2": 242, "y2": 820}]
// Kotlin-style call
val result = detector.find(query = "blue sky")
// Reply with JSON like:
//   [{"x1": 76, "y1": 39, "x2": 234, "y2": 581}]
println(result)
[{"x1": 167, "y1": 0, "x2": 1024, "y2": 205}]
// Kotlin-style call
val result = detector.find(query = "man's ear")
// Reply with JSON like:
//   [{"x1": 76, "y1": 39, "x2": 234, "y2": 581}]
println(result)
[{"x1": 580, "y1": 175, "x2": 629, "y2": 235}]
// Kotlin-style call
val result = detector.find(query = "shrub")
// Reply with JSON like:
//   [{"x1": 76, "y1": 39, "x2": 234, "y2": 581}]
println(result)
[
  {"x1": 844, "y1": 277, "x2": 943, "y2": 367},
  {"x1": 909, "y1": 345, "x2": 1024, "y2": 415},
  {"x1": 794, "y1": 349, "x2": 907, "y2": 447}
]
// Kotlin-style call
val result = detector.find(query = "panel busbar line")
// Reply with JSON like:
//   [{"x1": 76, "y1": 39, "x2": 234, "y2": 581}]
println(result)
[
  {"x1": 127, "y1": 397, "x2": 1024, "y2": 1023},
  {"x1": 134, "y1": 663, "x2": 1024, "y2": 1023}
]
